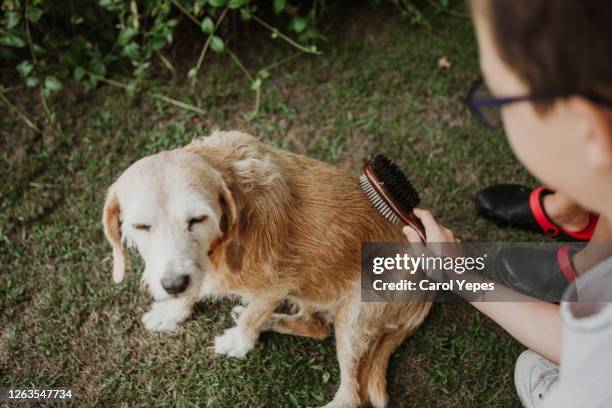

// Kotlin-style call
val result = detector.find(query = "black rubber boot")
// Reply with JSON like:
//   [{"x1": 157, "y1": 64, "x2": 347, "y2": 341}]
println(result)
[
  {"x1": 494, "y1": 245, "x2": 578, "y2": 302},
  {"x1": 475, "y1": 184, "x2": 544, "y2": 231}
]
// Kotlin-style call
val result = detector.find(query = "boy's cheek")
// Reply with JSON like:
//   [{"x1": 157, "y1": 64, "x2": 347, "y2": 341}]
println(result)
[
  {"x1": 503, "y1": 104, "x2": 572, "y2": 190},
  {"x1": 503, "y1": 106, "x2": 535, "y2": 154},
  {"x1": 503, "y1": 106, "x2": 550, "y2": 174}
]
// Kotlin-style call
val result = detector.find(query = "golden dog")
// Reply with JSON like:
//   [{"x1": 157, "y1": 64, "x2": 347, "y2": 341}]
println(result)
[{"x1": 102, "y1": 130, "x2": 431, "y2": 407}]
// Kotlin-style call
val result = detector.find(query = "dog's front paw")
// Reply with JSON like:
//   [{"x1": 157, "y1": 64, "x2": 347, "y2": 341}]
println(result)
[
  {"x1": 214, "y1": 327, "x2": 256, "y2": 358},
  {"x1": 143, "y1": 308, "x2": 180, "y2": 332},
  {"x1": 142, "y1": 300, "x2": 192, "y2": 332}
]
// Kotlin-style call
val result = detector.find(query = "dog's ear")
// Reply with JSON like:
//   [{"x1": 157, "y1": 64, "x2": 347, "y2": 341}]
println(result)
[
  {"x1": 215, "y1": 181, "x2": 243, "y2": 273},
  {"x1": 219, "y1": 181, "x2": 237, "y2": 235},
  {"x1": 102, "y1": 184, "x2": 126, "y2": 283}
]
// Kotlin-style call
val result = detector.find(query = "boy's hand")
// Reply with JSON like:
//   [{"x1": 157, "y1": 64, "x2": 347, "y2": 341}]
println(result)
[
  {"x1": 402, "y1": 208, "x2": 459, "y2": 244},
  {"x1": 402, "y1": 209, "x2": 462, "y2": 280}
]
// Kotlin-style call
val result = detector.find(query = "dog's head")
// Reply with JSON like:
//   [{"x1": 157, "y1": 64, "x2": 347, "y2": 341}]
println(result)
[{"x1": 101, "y1": 149, "x2": 237, "y2": 301}]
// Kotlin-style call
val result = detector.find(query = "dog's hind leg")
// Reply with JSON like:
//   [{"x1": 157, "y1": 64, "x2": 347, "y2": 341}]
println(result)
[
  {"x1": 214, "y1": 296, "x2": 280, "y2": 358},
  {"x1": 321, "y1": 304, "x2": 377, "y2": 408},
  {"x1": 264, "y1": 310, "x2": 330, "y2": 340},
  {"x1": 365, "y1": 302, "x2": 431, "y2": 408}
]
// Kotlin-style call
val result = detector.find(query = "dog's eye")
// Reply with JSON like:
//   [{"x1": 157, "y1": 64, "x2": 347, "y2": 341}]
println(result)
[
  {"x1": 188, "y1": 215, "x2": 208, "y2": 230},
  {"x1": 133, "y1": 224, "x2": 151, "y2": 231}
]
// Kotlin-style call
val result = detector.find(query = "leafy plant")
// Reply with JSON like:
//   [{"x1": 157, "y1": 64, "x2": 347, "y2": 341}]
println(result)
[
  {"x1": 2, "y1": 1, "x2": 318, "y2": 96},
  {"x1": 0, "y1": 0, "x2": 455, "y2": 123}
]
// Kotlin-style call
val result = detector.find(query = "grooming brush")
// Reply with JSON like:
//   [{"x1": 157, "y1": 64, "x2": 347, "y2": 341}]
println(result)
[{"x1": 360, "y1": 154, "x2": 426, "y2": 241}]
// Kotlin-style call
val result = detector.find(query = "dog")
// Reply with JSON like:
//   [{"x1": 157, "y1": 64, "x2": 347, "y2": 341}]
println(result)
[{"x1": 102, "y1": 130, "x2": 432, "y2": 408}]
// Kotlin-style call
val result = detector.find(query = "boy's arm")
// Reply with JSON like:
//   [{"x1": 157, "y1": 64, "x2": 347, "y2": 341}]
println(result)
[
  {"x1": 404, "y1": 208, "x2": 562, "y2": 364},
  {"x1": 471, "y1": 301, "x2": 561, "y2": 364}
]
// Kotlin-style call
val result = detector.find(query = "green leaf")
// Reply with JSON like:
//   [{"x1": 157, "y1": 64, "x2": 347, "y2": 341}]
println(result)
[
  {"x1": 228, "y1": 0, "x2": 248, "y2": 9},
  {"x1": 144, "y1": 36, "x2": 169, "y2": 53},
  {"x1": 187, "y1": 67, "x2": 198, "y2": 78},
  {"x1": 26, "y1": 6, "x2": 43, "y2": 23},
  {"x1": 208, "y1": 0, "x2": 226, "y2": 7},
  {"x1": 32, "y1": 43, "x2": 44, "y2": 55},
  {"x1": 121, "y1": 42, "x2": 139, "y2": 59},
  {"x1": 250, "y1": 78, "x2": 261, "y2": 91},
  {"x1": 6, "y1": 11, "x2": 21, "y2": 29},
  {"x1": 126, "y1": 80, "x2": 137, "y2": 95},
  {"x1": 257, "y1": 69, "x2": 270, "y2": 79},
  {"x1": 210, "y1": 35, "x2": 224, "y2": 53},
  {"x1": 148, "y1": 37, "x2": 167, "y2": 52},
  {"x1": 73, "y1": 66, "x2": 86, "y2": 81},
  {"x1": 16, "y1": 61, "x2": 33, "y2": 78},
  {"x1": 44, "y1": 76, "x2": 62, "y2": 92},
  {"x1": 118, "y1": 27, "x2": 138, "y2": 46},
  {"x1": 240, "y1": 8, "x2": 252, "y2": 21},
  {"x1": 200, "y1": 16, "x2": 214, "y2": 34},
  {"x1": 290, "y1": 17, "x2": 306, "y2": 33},
  {"x1": 25, "y1": 76, "x2": 39, "y2": 87},
  {"x1": 90, "y1": 60, "x2": 106, "y2": 77},
  {"x1": 273, "y1": 0, "x2": 285, "y2": 14},
  {"x1": 133, "y1": 61, "x2": 150, "y2": 77},
  {"x1": 0, "y1": 34, "x2": 26, "y2": 48},
  {"x1": 70, "y1": 15, "x2": 84, "y2": 25}
]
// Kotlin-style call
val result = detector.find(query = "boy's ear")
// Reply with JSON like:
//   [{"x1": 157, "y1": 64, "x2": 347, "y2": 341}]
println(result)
[
  {"x1": 102, "y1": 184, "x2": 126, "y2": 283},
  {"x1": 569, "y1": 96, "x2": 612, "y2": 171}
]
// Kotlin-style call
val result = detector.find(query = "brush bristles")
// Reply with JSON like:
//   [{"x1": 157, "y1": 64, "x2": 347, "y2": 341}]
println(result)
[
  {"x1": 371, "y1": 155, "x2": 420, "y2": 213},
  {"x1": 360, "y1": 174, "x2": 400, "y2": 225}
]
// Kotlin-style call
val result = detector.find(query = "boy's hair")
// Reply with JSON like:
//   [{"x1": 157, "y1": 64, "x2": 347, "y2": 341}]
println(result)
[{"x1": 471, "y1": 1, "x2": 612, "y2": 104}]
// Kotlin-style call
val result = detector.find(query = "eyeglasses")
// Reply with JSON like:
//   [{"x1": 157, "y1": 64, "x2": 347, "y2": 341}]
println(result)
[{"x1": 466, "y1": 78, "x2": 612, "y2": 129}]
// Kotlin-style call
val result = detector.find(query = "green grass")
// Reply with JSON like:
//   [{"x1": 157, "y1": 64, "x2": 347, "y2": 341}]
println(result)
[{"x1": 1, "y1": 4, "x2": 540, "y2": 407}]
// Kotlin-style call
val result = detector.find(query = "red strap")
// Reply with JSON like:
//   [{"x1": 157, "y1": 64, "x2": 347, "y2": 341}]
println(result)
[
  {"x1": 562, "y1": 214, "x2": 599, "y2": 241},
  {"x1": 529, "y1": 187, "x2": 599, "y2": 240},
  {"x1": 529, "y1": 187, "x2": 559, "y2": 237},
  {"x1": 556, "y1": 246, "x2": 578, "y2": 283}
]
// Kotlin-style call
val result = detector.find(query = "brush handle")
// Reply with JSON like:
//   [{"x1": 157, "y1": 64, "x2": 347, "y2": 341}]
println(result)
[{"x1": 400, "y1": 211, "x2": 427, "y2": 243}]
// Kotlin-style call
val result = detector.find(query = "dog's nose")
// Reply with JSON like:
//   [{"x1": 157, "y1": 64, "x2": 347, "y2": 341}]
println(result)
[{"x1": 161, "y1": 275, "x2": 190, "y2": 295}]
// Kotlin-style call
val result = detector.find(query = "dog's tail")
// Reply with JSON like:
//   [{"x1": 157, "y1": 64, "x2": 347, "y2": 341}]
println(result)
[
  {"x1": 359, "y1": 303, "x2": 431, "y2": 408},
  {"x1": 363, "y1": 326, "x2": 415, "y2": 408}
]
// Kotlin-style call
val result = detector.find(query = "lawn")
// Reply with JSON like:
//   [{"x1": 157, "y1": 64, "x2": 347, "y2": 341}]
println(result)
[{"x1": 1, "y1": 4, "x2": 540, "y2": 407}]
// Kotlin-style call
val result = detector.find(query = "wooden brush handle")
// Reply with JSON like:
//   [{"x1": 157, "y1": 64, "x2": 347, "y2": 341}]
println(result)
[{"x1": 401, "y1": 212, "x2": 427, "y2": 243}]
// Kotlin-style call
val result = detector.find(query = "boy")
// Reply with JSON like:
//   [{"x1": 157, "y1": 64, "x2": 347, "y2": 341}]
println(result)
[{"x1": 403, "y1": 1, "x2": 612, "y2": 407}]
